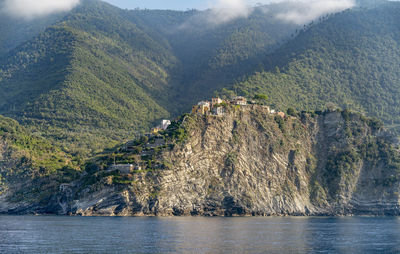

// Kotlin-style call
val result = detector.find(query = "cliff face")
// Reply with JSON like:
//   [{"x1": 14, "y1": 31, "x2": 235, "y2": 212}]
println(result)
[
  {"x1": 2, "y1": 106, "x2": 400, "y2": 216},
  {"x1": 58, "y1": 106, "x2": 400, "y2": 216}
]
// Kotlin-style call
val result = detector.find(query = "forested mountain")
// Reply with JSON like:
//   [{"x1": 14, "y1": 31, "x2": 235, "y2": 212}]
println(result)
[
  {"x1": 224, "y1": 1, "x2": 400, "y2": 126},
  {"x1": 0, "y1": 0, "x2": 298, "y2": 154},
  {"x1": 0, "y1": 1, "x2": 178, "y2": 154},
  {"x1": 0, "y1": 13, "x2": 63, "y2": 56},
  {"x1": 0, "y1": 0, "x2": 399, "y2": 155},
  {"x1": 2, "y1": 0, "x2": 400, "y2": 216},
  {"x1": 132, "y1": 7, "x2": 298, "y2": 108}
]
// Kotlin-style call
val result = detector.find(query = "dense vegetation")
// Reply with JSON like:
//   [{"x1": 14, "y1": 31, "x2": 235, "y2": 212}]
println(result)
[
  {"x1": 0, "y1": 115, "x2": 76, "y2": 176},
  {"x1": 1, "y1": 0, "x2": 400, "y2": 215},
  {"x1": 1, "y1": 0, "x2": 400, "y2": 158},
  {"x1": 223, "y1": 2, "x2": 400, "y2": 127},
  {"x1": 0, "y1": 12, "x2": 63, "y2": 56},
  {"x1": 0, "y1": 0, "x2": 298, "y2": 155},
  {"x1": 0, "y1": 1, "x2": 177, "y2": 155},
  {"x1": 0, "y1": 114, "x2": 83, "y2": 202},
  {"x1": 133, "y1": 7, "x2": 298, "y2": 109}
]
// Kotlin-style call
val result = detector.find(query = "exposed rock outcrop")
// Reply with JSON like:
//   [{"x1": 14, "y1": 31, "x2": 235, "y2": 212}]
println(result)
[{"x1": 2, "y1": 106, "x2": 400, "y2": 216}]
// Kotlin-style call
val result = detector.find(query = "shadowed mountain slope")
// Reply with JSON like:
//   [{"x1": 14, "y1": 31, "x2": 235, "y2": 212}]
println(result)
[
  {"x1": 0, "y1": 0, "x2": 298, "y2": 154},
  {"x1": 225, "y1": 2, "x2": 400, "y2": 126}
]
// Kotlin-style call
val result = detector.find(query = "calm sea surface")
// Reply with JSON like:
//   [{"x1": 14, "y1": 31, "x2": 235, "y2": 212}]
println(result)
[{"x1": 1, "y1": 216, "x2": 400, "y2": 253}]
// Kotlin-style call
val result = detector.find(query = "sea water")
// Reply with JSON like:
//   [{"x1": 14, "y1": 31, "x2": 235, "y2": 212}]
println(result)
[{"x1": 1, "y1": 216, "x2": 399, "y2": 253}]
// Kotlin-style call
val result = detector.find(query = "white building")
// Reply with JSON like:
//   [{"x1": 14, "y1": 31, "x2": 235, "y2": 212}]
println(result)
[
  {"x1": 198, "y1": 101, "x2": 211, "y2": 107},
  {"x1": 160, "y1": 120, "x2": 171, "y2": 130}
]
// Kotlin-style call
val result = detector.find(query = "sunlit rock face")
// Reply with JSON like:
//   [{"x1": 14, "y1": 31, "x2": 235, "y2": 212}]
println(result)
[{"x1": 23, "y1": 106, "x2": 397, "y2": 217}]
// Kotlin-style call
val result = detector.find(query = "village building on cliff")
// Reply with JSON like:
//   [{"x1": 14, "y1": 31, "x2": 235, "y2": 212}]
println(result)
[
  {"x1": 147, "y1": 96, "x2": 287, "y2": 137},
  {"x1": 191, "y1": 96, "x2": 286, "y2": 119},
  {"x1": 212, "y1": 97, "x2": 223, "y2": 107},
  {"x1": 192, "y1": 98, "x2": 226, "y2": 116},
  {"x1": 192, "y1": 101, "x2": 211, "y2": 115},
  {"x1": 192, "y1": 97, "x2": 243, "y2": 116},
  {"x1": 151, "y1": 119, "x2": 172, "y2": 134},
  {"x1": 110, "y1": 95, "x2": 289, "y2": 175},
  {"x1": 232, "y1": 96, "x2": 247, "y2": 106}
]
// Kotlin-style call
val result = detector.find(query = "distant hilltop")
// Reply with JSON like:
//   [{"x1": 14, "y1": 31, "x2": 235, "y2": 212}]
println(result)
[
  {"x1": 150, "y1": 96, "x2": 286, "y2": 135},
  {"x1": 190, "y1": 96, "x2": 285, "y2": 117}
]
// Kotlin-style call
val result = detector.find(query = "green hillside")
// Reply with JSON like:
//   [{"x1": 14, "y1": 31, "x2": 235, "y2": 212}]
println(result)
[
  {"x1": 0, "y1": 0, "x2": 178, "y2": 154},
  {"x1": 0, "y1": 0, "x2": 298, "y2": 155},
  {"x1": 2, "y1": 0, "x2": 400, "y2": 215},
  {"x1": 0, "y1": 12, "x2": 63, "y2": 56},
  {"x1": 1, "y1": 0, "x2": 400, "y2": 156},
  {"x1": 133, "y1": 7, "x2": 298, "y2": 110},
  {"x1": 223, "y1": 2, "x2": 400, "y2": 125},
  {"x1": 0, "y1": 115, "x2": 75, "y2": 176},
  {"x1": 0, "y1": 114, "x2": 81, "y2": 204}
]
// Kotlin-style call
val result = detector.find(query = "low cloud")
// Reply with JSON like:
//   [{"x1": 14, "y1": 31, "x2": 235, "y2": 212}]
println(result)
[
  {"x1": 206, "y1": 0, "x2": 252, "y2": 24},
  {"x1": 204, "y1": 0, "x2": 355, "y2": 25},
  {"x1": 1, "y1": 0, "x2": 80, "y2": 19},
  {"x1": 274, "y1": 0, "x2": 355, "y2": 25}
]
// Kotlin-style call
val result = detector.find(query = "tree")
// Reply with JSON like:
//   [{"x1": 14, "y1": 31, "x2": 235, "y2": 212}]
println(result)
[
  {"x1": 253, "y1": 94, "x2": 268, "y2": 105},
  {"x1": 287, "y1": 108, "x2": 297, "y2": 116},
  {"x1": 140, "y1": 136, "x2": 149, "y2": 144},
  {"x1": 326, "y1": 102, "x2": 338, "y2": 112}
]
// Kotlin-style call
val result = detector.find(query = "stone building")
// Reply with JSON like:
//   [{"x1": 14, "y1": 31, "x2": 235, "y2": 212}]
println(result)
[
  {"x1": 211, "y1": 97, "x2": 223, "y2": 108},
  {"x1": 192, "y1": 101, "x2": 211, "y2": 115},
  {"x1": 232, "y1": 96, "x2": 247, "y2": 106},
  {"x1": 212, "y1": 106, "x2": 225, "y2": 116},
  {"x1": 108, "y1": 164, "x2": 134, "y2": 174}
]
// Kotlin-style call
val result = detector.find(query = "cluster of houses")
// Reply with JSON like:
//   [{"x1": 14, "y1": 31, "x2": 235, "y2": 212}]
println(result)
[
  {"x1": 191, "y1": 96, "x2": 286, "y2": 118},
  {"x1": 143, "y1": 96, "x2": 285, "y2": 139},
  {"x1": 192, "y1": 96, "x2": 247, "y2": 116},
  {"x1": 105, "y1": 96, "x2": 288, "y2": 175}
]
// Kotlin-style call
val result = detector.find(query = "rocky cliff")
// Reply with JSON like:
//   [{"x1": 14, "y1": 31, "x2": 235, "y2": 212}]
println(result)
[{"x1": 1, "y1": 106, "x2": 400, "y2": 216}]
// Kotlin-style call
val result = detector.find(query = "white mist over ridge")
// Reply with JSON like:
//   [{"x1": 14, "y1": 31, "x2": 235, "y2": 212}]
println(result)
[
  {"x1": 273, "y1": 0, "x2": 355, "y2": 24},
  {"x1": 1, "y1": 0, "x2": 80, "y2": 19},
  {"x1": 207, "y1": 0, "x2": 252, "y2": 24},
  {"x1": 206, "y1": 0, "x2": 356, "y2": 25}
]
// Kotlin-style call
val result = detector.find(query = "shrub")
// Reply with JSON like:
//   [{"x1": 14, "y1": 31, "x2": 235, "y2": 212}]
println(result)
[
  {"x1": 287, "y1": 108, "x2": 297, "y2": 117},
  {"x1": 274, "y1": 116, "x2": 285, "y2": 133}
]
